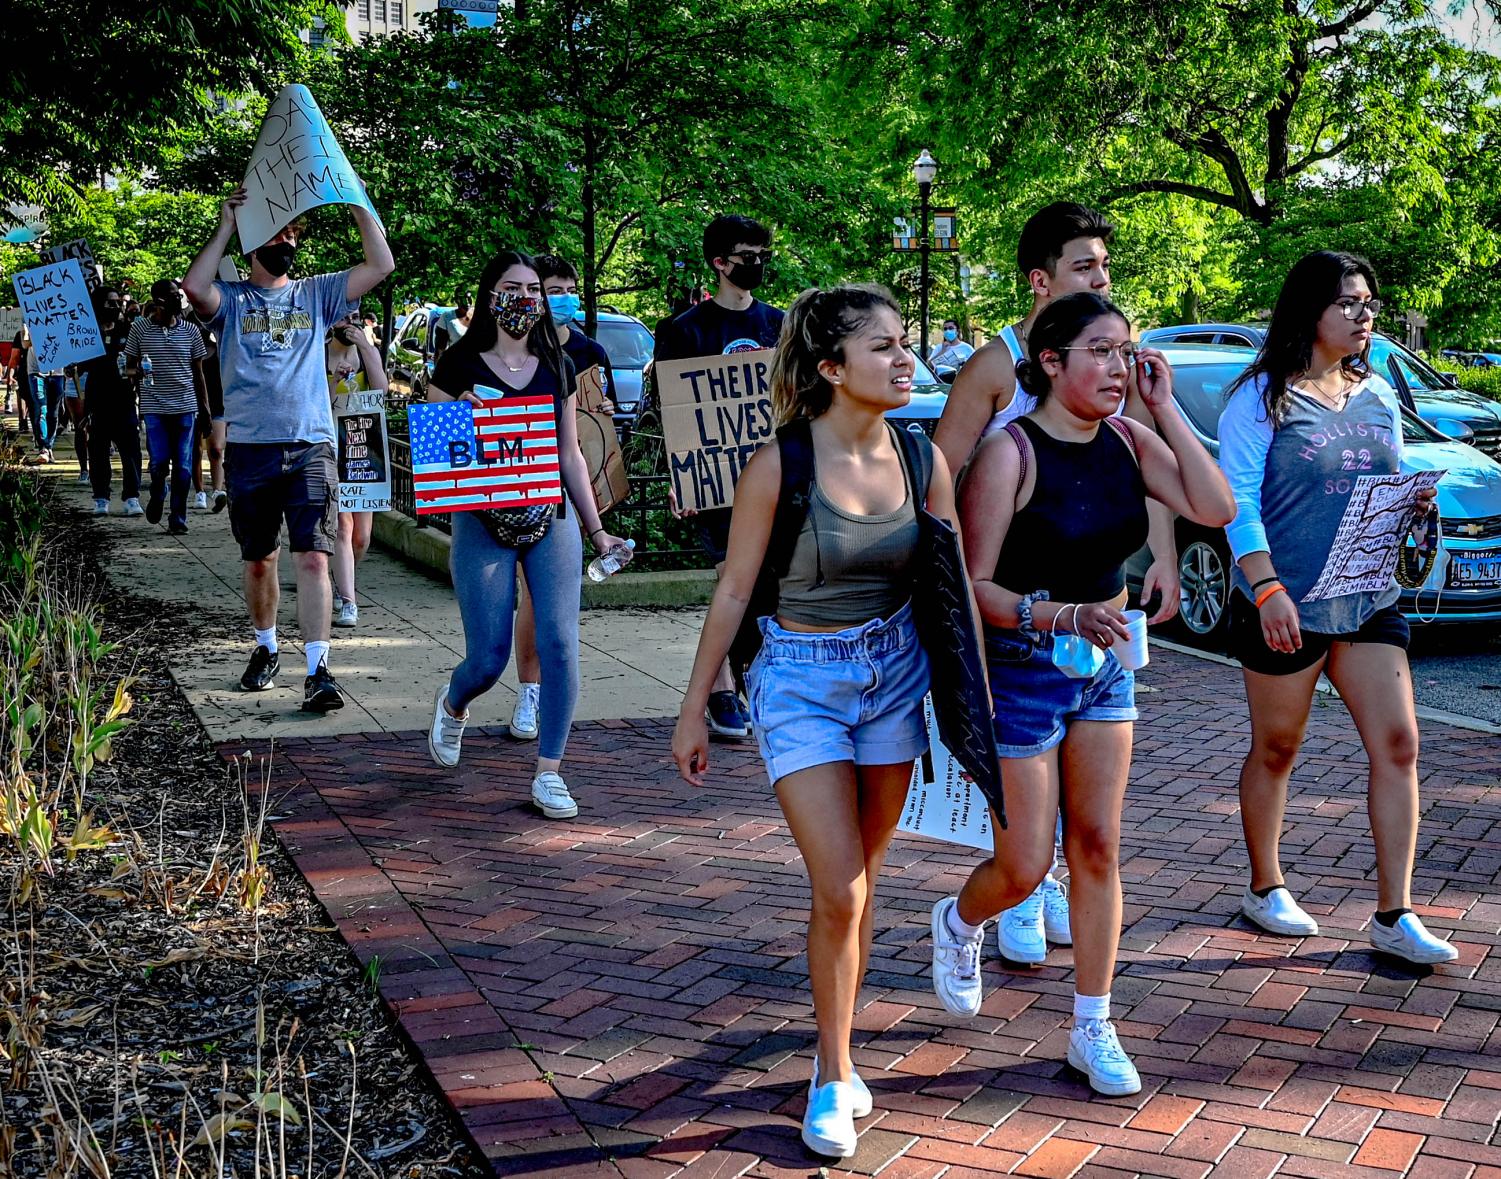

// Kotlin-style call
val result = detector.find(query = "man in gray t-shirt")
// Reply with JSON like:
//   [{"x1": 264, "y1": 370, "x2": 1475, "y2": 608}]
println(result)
[{"x1": 183, "y1": 184, "x2": 393, "y2": 715}]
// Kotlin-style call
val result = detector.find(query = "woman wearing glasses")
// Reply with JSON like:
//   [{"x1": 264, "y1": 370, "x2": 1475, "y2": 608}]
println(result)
[
  {"x1": 1218, "y1": 251, "x2": 1456, "y2": 965},
  {"x1": 931, "y1": 292, "x2": 1233, "y2": 1095}
]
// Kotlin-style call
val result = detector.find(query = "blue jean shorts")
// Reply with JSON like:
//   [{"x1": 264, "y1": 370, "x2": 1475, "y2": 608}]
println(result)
[
  {"x1": 745, "y1": 602, "x2": 930, "y2": 785},
  {"x1": 986, "y1": 628, "x2": 1137, "y2": 759}
]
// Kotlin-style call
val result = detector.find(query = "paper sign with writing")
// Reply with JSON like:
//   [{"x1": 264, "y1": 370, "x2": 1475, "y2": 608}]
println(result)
[
  {"x1": 575, "y1": 363, "x2": 629, "y2": 512},
  {"x1": 39, "y1": 238, "x2": 101, "y2": 294},
  {"x1": 408, "y1": 390, "x2": 561, "y2": 515},
  {"x1": 333, "y1": 388, "x2": 392, "y2": 511},
  {"x1": 1303, "y1": 469, "x2": 1445, "y2": 602},
  {"x1": 236, "y1": 84, "x2": 383, "y2": 254},
  {"x1": 658, "y1": 348, "x2": 775, "y2": 511},
  {"x1": 898, "y1": 696, "x2": 994, "y2": 852},
  {"x1": 13, "y1": 259, "x2": 105, "y2": 369}
]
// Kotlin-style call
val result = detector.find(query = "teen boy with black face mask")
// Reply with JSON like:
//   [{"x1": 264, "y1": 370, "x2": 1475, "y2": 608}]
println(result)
[{"x1": 182, "y1": 184, "x2": 394, "y2": 714}]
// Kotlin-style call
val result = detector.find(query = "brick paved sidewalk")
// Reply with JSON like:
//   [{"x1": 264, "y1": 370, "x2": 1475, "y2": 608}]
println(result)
[{"x1": 239, "y1": 648, "x2": 1501, "y2": 1178}]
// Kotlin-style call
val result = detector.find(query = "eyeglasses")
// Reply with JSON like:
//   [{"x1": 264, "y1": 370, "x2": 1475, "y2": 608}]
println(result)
[
  {"x1": 1059, "y1": 343, "x2": 1140, "y2": 367},
  {"x1": 725, "y1": 250, "x2": 773, "y2": 265},
  {"x1": 1335, "y1": 298, "x2": 1382, "y2": 320}
]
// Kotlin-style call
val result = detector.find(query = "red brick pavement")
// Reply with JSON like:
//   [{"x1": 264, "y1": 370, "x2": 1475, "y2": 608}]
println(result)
[{"x1": 232, "y1": 648, "x2": 1501, "y2": 1178}]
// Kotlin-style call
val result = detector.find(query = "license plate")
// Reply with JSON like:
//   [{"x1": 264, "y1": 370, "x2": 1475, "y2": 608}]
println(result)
[{"x1": 1448, "y1": 548, "x2": 1501, "y2": 589}]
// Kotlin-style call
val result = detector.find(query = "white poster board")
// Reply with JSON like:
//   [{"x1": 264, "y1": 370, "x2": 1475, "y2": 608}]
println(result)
[
  {"x1": 899, "y1": 696, "x2": 995, "y2": 851},
  {"x1": 1303, "y1": 470, "x2": 1445, "y2": 602},
  {"x1": 13, "y1": 259, "x2": 105, "y2": 369},
  {"x1": 236, "y1": 84, "x2": 382, "y2": 253},
  {"x1": 333, "y1": 388, "x2": 392, "y2": 512}
]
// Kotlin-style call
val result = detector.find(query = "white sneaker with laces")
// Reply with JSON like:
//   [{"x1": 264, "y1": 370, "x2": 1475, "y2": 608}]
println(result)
[
  {"x1": 1370, "y1": 912, "x2": 1459, "y2": 964},
  {"x1": 810, "y1": 1057, "x2": 872, "y2": 1119},
  {"x1": 93, "y1": 498, "x2": 109, "y2": 516},
  {"x1": 1068, "y1": 1018, "x2": 1141, "y2": 1096},
  {"x1": 996, "y1": 886, "x2": 1047, "y2": 964},
  {"x1": 332, "y1": 597, "x2": 358, "y2": 628},
  {"x1": 123, "y1": 498, "x2": 144, "y2": 517},
  {"x1": 531, "y1": 771, "x2": 578, "y2": 819},
  {"x1": 801, "y1": 1077, "x2": 857, "y2": 1158},
  {"x1": 931, "y1": 897, "x2": 984, "y2": 1016},
  {"x1": 1042, "y1": 875, "x2": 1072, "y2": 945},
  {"x1": 193, "y1": 490, "x2": 208, "y2": 509},
  {"x1": 510, "y1": 682, "x2": 541, "y2": 740},
  {"x1": 427, "y1": 684, "x2": 467, "y2": 768},
  {"x1": 1241, "y1": 886, "x2": 1320, "y2": 936}
]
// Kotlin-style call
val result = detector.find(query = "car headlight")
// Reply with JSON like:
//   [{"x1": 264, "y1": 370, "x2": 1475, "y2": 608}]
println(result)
[{"x1": 616, "y1": 402, "x2": 638, "y2": 413}]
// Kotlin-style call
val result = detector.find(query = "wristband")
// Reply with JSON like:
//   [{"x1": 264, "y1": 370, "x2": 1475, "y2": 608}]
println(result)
[
  {"x1": 1054, "y1": 603, "x2": 1080, "y2": 635},
  {"x1": 590, "y1": 528, "x2": 607, "y2": 539},
  {"x1": 1250, "y1": 576, "x2": 1280, "y2": 591},
  {"x1": 1254, "y1": 583, "x2": 1286, "y2": 609}
]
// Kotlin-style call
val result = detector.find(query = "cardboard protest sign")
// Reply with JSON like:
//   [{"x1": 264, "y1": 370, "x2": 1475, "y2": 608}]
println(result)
[
  {"x1": 898, "y1": 697, "x2": 995, "y2": 852},
  {"x1": 408, "y1": 389, "x2": 561, "y2": 515},
  {"x1": 333, "y1": 387, "x2": 392, "y2": 511},
  {"x1": 657, "y1": 348, "x2": 775, "y2": 511},
  {"x1": 236, "y1": 84, "x2": 382, "y2": 254},
  {"x1": 13, "y1": 259, "x2": 105, "y2": 369},
  {"x1": 575, "y1": 363, "x2": 629, "y2": 512},
  {"x1": 39, "y1": 238, "x2": 101, "y2": 295}
]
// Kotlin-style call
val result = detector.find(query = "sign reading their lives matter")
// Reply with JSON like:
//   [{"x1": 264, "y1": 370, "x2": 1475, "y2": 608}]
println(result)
[
  {"x1": 1303, "y1": 469, "x2": 1445, "y2": 602},
  {"x1": 658, "y1": 348, "x2": 775, "y2": 511},
  {"x1": 899, "y1": 697, "x2": 994, "y2": 851},
  {"x1": 236, "y1": 84, "x2": 383, "y2": 254},
  {"x1": 408, "y1": 389, "x2": 562, "y2": 515},
  {"x1": 333, "y1": 388, "x2": 392, "y2": 512},
  {"x1": 13, "y1": 259, "x2": 104, "y2": 370},
  {"x1": 575, "y1": 363, "x2": 629, "y2": 512}
]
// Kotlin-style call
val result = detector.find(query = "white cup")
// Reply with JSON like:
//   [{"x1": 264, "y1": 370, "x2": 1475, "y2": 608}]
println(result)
[{"x1": 1115, "y1": 609, "x2": 1150, "y2": 671}]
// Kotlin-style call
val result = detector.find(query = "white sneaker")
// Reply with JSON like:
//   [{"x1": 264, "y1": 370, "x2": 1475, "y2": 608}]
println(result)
[
  {"x1": 427, "y1": 684, "x2": 467, "y2": 768},
  {"x1": 930, "y1": 898, "x2": 984, "y2": 1016},
  {"x1": 996, "y1": 886, "x2": 1047, "y2": 965},
  {"x1": 93, "y1": 498, "x2": 109, "y2": 516},
  {"x1": 1241, "y1": 886, "x2": 1320, "y2": 936},
  {"x1": 332, "y1": 597, "x2": 358, "y2": 628},
  {"x1": 510, "y1": 682, "x2": 540, "y2": 741},
  {"x1": 810, "y1": 1057, "x2": 872, "y2": 1119},
  {"x1": 1370, "y1": 912, "x2": 1459, "y2": 964},
  {"x1": 531, "y1": 771, "x2": 578, "y2": 819},
  {"x1": 123, "y1": 498, "x2": 144, "y2": 517},
  {"x1": 193, "y1": 490, "x2": 208, "y2": 509},
  {"x1": 1042, "y1": 875, "x2": 1072, "y2": 945},
  {"x1": 801, "y1": 1077, "x2": 857, "y2": 1158},
  {"x1": 1068, "y1": 1019, "x2": 1141, "y2": 1096}
]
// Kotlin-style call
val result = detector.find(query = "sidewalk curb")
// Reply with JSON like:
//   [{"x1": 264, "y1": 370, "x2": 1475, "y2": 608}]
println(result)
[{"x1": 371, "y1": 507, "x2": 718, "y2": 609}]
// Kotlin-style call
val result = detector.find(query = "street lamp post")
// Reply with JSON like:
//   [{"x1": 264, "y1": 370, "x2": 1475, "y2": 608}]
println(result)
[{"x1": 913, "y1": 149, "x2": 938, "y2": 363}]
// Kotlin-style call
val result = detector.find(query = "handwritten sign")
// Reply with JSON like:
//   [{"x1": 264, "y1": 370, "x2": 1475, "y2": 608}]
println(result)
[
  {"x1": 12, "y1": 259, "x2": 104, "y2": 369},
  {"x1": 899, "y1": 697, "x2": 994, "y2": 851},
  {"x1": 333, "y1": 389, "x2": 392, "y2": 511},
  {"x1": 1303, "y1": 469, "x2": 1445, "y2": 602},
  {"x1": 408, "y1": 389, "x2": 561, "y2": 514},
  {"x1": 39, "y1": 238, "x2": 101, "y2": 295},
  {"x1": 658, "y1": 348, "x2": 775, "y2": 511},
  {"x1": 576, "y1": 364, "x2": 629, "y2": 512},
  {"x1": 236, "y1": 84, "x2": 383, "y2": 254}
]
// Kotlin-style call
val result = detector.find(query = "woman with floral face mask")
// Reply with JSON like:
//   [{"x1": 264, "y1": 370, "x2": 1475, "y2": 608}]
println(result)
[{"x1": 425, "y1": 251, "x2": 630, "y2": 820}]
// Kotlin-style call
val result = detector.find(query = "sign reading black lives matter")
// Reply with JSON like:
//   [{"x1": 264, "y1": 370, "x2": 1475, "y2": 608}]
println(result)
[{"x1": 658, "y1": 349, "x2": 775, "y2": 512}]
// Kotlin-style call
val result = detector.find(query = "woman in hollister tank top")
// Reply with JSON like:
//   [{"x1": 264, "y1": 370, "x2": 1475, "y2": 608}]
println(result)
[{"x1": 1218, "y1": 251, "x2": 1457, "y2": 966}]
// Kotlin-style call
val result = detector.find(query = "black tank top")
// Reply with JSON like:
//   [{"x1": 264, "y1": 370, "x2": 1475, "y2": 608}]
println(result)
[{"x1": 991, "y1": 417, "x2": 1150, "y2": 603}]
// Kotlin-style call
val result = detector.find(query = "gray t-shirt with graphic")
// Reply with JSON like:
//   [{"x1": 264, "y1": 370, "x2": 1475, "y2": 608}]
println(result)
[{"x1": 209, "y1": 271, "x2": 357, "y2": 445}]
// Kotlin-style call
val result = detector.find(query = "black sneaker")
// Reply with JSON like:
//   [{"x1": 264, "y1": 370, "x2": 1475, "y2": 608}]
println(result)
[
  {"x1": 168, "y1": 520, "x2": 188, "y2": 535},
  {"x1": 302, "y1": 663, "x2": 345, "y2": 713},
  {"x1": 240, "y1": 645, "x2": 279, "y2": 691},
  {"x1": 706, "y1": 689, "x2": 751, "y2": 739},
  {"x1": 211, "y1": 490, "x2": 228, "y2": 514},
  {"x1": 145, "y1": 493, "x2": 163, "y2": 524}
]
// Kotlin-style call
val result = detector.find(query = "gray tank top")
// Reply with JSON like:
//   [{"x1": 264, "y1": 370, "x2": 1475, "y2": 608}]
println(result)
[{"x1": 777, "y1": 466, "x2": 919, "y2": 628}]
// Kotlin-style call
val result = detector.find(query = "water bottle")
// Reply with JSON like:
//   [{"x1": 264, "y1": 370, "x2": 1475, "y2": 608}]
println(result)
[
  {"x1": 115, "y1": 351, "x2": 127, "y2": 379},
  {"x1": 586, "y1": 539, "x2": 635, "y2": 583},
  {"x1": 139, "y1": 355, "x2": 154, "y2": 389}
]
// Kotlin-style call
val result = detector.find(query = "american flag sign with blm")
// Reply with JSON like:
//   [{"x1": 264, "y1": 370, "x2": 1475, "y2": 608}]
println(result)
[{"x1": 409, "y1": 388, "x2": 562, "y2": 515}]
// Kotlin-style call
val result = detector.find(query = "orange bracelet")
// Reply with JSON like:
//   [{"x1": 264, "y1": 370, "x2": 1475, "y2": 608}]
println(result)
[{"x1": 1255, "y1": 583, "x2": 1287, "y2": 608}]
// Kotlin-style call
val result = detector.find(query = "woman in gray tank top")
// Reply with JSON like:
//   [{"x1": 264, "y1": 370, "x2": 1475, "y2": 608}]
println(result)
[
  {"x1": 1218, "y1": 251, "x2": 1456, "y2": 965},
  {"x1": 672, "y1": 285, "x2": 963, "y2": 1160}
]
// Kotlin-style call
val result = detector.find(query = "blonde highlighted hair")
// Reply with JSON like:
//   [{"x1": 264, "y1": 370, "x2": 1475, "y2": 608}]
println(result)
[{"x1": 770, "y1": 283, "x2": 903, "y2": 425}]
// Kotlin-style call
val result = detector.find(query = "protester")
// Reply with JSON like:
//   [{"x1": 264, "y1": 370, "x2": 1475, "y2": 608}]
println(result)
[
  {"x1": 424, "y1": 250, "x2": 629, "y2": 820},
  {"x1": 22, "y1": 329, "x2": 65, "y2": 464},
  {"x1": 191, "y1": 319, "x2": 228, "y2": 512},
  {"x1": 182, "y1": 185, "x2": 394, "y2": 713},
  {"x1": 325, "y1": 312, "x2": 388, "y2": 628},
  {"x1": 124, "y1": 279, "x2": 207, "y2": 535},
  {"x1": 655, "y1": 214, "x2": 785, "y2": 739},
  {"x1": 1218, "y1": 251, "x2": 1457, "y2": 965},
  {"x1": 10, "y1": 326, "x2": 33, "y2": 442},
  {"x1": 62, "y1": 367, "x2": 89, "y2": 482},
  {"x1": 433, "y1": 288, "x2": 473, "y2": 364},
  {"x1": 931, "y1": 292, "x2": 1233, "y2": 1096},
  {"x1": 78, "y1": 286, "x2": 144, "y2": 516},
  {"x1": 927, "y1": 319, "x2": 975, "y2": 370},
  {"x1": 673, "y1": 285, "x2": 953, "y2": 1158}
]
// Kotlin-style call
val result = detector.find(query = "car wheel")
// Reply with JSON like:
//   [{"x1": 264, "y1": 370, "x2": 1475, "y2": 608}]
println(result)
[{"x1": 1174, "y1": 531, "x2": 1232, "y2": 646}]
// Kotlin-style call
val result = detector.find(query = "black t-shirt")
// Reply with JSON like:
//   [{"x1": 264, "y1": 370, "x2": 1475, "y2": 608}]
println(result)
[
  {"x1": 430, "y1": 346, "x2": 573, "y2": 410},
  {"x1": 77, "y1": 327, "x2": 134, "y2": 415},
  {"x1": 561, "y1": 330, "x2": 614, "y2": 403},
  {"x1": 653, "y1": 298, "x2": 784, "y2": 364}
]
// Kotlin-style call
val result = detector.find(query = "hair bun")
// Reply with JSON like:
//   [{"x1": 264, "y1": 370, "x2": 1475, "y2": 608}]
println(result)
[{"x1": 1014, "y1": 358, "x2": 1036, "y2": 393}]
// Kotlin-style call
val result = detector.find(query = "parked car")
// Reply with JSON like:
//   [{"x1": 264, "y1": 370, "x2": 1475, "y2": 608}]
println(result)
[
  {"x1": 1141, "y1": 323, "x2": 1501, "y2": 462},
  {"x1": 387, "y1": 303, "x2": 446, "y2": 400},
  {"x1": 1441, "y1": 349, "x2": 1501, "y2": 369},
  {"x1": 587, "y1": 310, "x2": 655, "y2": 431}
]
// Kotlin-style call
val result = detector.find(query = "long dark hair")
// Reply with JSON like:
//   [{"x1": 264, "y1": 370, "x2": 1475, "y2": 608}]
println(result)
[
  {"x1": 1229, "y1": 250, "x2": 1378, "y2": 423},
  {"x1": 1014, "y1": 292, "x2": 1131, "y2": 406},
  {"x1": 770, "y1": 284, "x2": 902, "y2": 424},
  {"x1": 450, "y1": 249, "x2": 567, "y2": 387}
]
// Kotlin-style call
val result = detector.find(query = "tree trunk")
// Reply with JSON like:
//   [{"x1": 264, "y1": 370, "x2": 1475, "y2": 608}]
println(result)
[
  {"x1": 1178, "y1": 286, "x2": 1200, "y2": 325},
  {"x1": 582, "y1": 123, "x2": 598, "y2": 339}
]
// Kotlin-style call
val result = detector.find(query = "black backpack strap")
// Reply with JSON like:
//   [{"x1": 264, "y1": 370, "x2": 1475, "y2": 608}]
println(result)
[
  {"x1": 891, "y1": 423, "x2": 934, "y2": 507},
  {"x1": 767, "y1": 417, "x2": 816, "y2": 577}
]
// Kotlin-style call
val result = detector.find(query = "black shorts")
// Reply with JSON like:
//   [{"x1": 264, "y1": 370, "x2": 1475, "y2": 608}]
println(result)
[
  {"x1": 1229, "y1": 590, "x2": 1410, "y2": 676},
  {"x1": 225, "y1": 441, "x2": 338, "y2": 562},
  {"x1": 694, "y1": 507, "x2": 733, "y2": 565}
]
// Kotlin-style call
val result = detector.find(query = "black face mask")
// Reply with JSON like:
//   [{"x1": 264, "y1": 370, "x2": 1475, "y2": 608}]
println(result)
[
  {"x1": 254, "y1": 242, "x2": 297, "y2": 278},
  {"x1": 726, "y1": 258, "x2": 764, "y2": 292}
]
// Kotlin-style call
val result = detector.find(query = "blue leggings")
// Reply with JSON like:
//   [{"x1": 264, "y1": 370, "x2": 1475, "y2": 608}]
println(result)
[{"x1": 448, "y1": 508, "x2": 583, "y2": 760}]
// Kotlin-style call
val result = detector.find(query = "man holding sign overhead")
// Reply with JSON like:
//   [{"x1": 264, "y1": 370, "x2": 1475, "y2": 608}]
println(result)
[{"x1": 182, "y1": 86, "x2": 393, "y2": 715}]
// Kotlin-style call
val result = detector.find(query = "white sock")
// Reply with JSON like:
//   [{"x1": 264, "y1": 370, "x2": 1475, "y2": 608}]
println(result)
[
  {"x1": 947, "y1": 902, "x2": 985, "y2": 940},
  {"x1": 1074, "y1": 992, "x2": 1110, "y2": 1025},
  {"x1": 255, "y1": 626, "x2": 278, "y2": 654},
  {"x1": 306, "y1": 640, "x2": 329, "y2": 675}
]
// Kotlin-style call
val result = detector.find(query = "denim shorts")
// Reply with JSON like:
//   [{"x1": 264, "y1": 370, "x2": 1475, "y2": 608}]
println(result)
[
  {"x1": 986, "y1": 628, "x2": 1137, "y2": 758},
  {"x1": 745, "y1": 602, "x2": 930, "y2": 784}
]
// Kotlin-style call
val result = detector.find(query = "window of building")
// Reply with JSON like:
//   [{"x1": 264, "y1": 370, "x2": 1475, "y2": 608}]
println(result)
[
  {"x1": 357, "y1": 0, "x2": 370, "y2": 17},
  {"x1": 374, "y1": 0, "x2": 387, "y2": 20},
  {"x1": 391, "y1": 0, "x2": 404, "y2": 24}
]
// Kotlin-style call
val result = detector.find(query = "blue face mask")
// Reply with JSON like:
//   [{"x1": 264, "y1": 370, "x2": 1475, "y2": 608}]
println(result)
[
  {"x1": 943, "y1": 327, "x2": 958, "y2": 342},
  {"x1": 547, "y1": 292, "x2": 581, "y2": 326}
]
